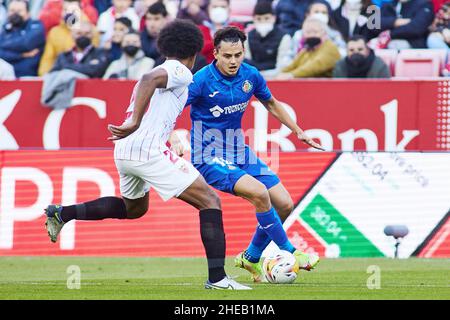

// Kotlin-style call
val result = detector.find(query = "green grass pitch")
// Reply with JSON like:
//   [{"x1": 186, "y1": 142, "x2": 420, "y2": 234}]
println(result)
[{"x1": 0, "y1": 257, "x2": 449, "y2": 300}]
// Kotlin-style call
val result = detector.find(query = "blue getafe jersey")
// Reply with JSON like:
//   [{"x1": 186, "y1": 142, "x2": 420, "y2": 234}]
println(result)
[{"x1": 186, "y1": 61, "x2": 272, "y2": 164}]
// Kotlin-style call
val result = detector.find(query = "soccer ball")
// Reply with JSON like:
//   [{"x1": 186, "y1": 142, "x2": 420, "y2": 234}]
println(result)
[{"x1": 262, "y1": 250, "x2": 299, "y2": 284}]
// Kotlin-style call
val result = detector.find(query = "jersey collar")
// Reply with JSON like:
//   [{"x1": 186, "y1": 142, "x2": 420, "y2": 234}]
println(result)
[{"x1": 208, "y1": 60, "x2": 242, "y2": 85}]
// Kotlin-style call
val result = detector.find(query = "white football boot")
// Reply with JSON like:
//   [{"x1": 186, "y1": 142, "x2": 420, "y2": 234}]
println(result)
[{"x1": 205, "y1": 277, "x2": 252, "y2": 290}]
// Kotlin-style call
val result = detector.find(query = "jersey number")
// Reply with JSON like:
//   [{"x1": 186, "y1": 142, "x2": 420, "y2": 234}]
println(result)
[{"x1": 164, "y1": 150, "x2": 179, "y2": 164}]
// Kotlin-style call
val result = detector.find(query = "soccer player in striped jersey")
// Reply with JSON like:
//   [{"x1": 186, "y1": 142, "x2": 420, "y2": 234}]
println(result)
[{"x1": 44, "y1": 20, "x2": 250, "y2": 290}]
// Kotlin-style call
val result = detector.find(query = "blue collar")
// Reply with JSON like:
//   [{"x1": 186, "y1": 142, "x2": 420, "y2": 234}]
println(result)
[{"x1": 208, "y1": 60, "x2": 241, "y2": 85}]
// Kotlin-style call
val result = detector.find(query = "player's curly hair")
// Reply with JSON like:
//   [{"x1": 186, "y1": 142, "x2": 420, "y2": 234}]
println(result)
[
  {"x1": 213, "y1": 26, "x2": 247, "y2": 48},
  {"x1": 157, "y1": 19, "x2": 204, "y2": 59}
]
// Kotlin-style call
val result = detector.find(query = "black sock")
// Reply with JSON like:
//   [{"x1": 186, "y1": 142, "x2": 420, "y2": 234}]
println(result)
[
  {"x1": 60, "y1": 197, "x2": 128, "y2": 223},
  {"x1": 199, "y1": 209, "x2": 227, "y2": 283}
]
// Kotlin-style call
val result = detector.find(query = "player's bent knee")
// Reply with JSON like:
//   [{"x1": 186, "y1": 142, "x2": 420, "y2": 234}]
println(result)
[
  {"x1": 123, "y1": 194, "x2": 149, "y2": 219},
  {"x1": 250, "y1": 185, "x2": 271, "y2": 208}
]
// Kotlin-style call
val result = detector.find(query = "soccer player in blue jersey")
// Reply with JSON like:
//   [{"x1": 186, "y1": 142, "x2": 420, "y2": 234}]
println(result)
[{"x1": 186, "y1": 27, "x2": 324, "y2": 282}]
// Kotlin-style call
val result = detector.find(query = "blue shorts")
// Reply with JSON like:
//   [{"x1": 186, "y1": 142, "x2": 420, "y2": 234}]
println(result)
[{"x1": 194, "y1": 148, "x2": 280, "y2": 195}]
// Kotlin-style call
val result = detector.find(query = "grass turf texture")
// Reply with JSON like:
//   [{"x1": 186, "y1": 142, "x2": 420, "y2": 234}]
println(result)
[{"x1": 0, "y1": 257, "x2": 449, "y2": 300}]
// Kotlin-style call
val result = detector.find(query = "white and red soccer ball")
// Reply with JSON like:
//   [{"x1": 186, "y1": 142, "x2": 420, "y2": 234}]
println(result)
[{"x1": 262, "y1": 250, "x2": 300, "y2": 284}]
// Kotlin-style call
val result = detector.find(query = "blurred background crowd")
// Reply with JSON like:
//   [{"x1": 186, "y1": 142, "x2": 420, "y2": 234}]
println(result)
[{"x1": 0, "y1": 0, "x2": 448, "y2": 80}]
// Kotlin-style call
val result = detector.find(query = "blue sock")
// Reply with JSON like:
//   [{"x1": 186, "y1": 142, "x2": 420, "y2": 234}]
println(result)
[
  {"x1": 245, "y1": 225, "x2": 272, "y2": 263},
  {"x1": 255, "y1": 207, "x2": 295, "y2": 253}
]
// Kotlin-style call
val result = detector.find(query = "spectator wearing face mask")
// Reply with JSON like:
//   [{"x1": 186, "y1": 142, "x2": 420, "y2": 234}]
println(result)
[
  {"x1": 427, "y1": 2, "x2": 450, "y2": 49},
  {"x1": 333, "y1": 35, "x2": 390, "y2": 77},
  {"x1": 102, "y1": 17, "x2": 133, "y2": 62},
  {"x1": 103, "y1": 31, "x2": 155, "y2": 79},
  {"x1": 41, "y1": 21, "x2": 109, "y2": 110},
  {"x1": 293, "y1": 1, "x2": 346, "y2": 56},
  {"x1": 50, "y1": 20, "x2": 110, "y2": 78},
  {"x1": 332, "y1": 0, "x2": 374, "y2": 42},
  {"x1": 38, "y1": 0, "x2": 101, "y2": 76},
  {"x1": 199, "y1": 0, "x2": 244, "y2": 63},
  {"x1": 0, "y1": 0, "x2": 45, "y2": 77},
  {"x1": 276, "y1": 17, "x2": 340, "y2": 78},
  {"x1": 374, "y1": 0, "x2": 434, "y2": 49},
  {"x1": 244, "y1": 0, "x2": 293, "y2": 79}
]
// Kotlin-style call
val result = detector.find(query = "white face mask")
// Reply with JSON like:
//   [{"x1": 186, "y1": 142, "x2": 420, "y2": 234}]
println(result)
[
  {"x1": 311, "y1": 13, "x2": 329, "y2": 25},
  {"x1": 255, "y1": 23, "x2": 274, "y2": 37},
  {"x1": 210, "y1": 7, "x2": 228, "y2": 24}
]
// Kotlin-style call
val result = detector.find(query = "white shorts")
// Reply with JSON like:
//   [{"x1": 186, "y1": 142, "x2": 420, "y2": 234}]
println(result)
[{"x1": 115, "y1": 149, "x2": 200, "y2": 201}]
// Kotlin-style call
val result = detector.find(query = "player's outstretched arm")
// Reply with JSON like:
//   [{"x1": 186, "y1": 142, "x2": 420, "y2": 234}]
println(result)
[
  {"x1": 260, "y1": 96, "x2": 325, "y2": 151},
  {"x1": 108, "y1": 68, "x2": 169, "y2": 141}
]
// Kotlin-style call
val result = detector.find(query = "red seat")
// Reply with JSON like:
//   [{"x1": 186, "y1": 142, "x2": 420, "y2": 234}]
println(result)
[
  {"x1": 394, "y1": 49, "x2": 445, "y2": 77},
  {"x1": 374, "y1": 49, "x2": 398, "y2": 76}
]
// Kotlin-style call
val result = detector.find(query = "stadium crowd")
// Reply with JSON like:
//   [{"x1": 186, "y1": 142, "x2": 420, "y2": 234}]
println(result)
[{"x1": 0, "y1": 0, "x2": 448, "y2": 80}]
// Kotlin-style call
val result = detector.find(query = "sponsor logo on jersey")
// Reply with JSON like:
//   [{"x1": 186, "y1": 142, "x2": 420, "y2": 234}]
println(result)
[
  {"x1": 209, "y1": 102, "x2": 248, "y2": 118},
  {"x1": 211, "y1": 157, "x2": 237, "y2": 170},
  {"x1": 242, "y1": 80, "x2": 253, "y2": 93},
  {"x1": 174, "y1": 66, "x2": 184, "y2": 76},
  {"x1": 209, "y1": 105, "x2": 224, "y2": 117},
  {"x1": 209, "y1": 91, "x2": 220, "y2": 97}
]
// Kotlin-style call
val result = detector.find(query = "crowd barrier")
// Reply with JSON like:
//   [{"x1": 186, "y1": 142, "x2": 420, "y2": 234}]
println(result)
[
  {"x1": 0, "y1": 150, "x2": 448, "y2": 258},
  {"x1": 0, "y1": 79, "x2": 449, "y2": 152},
  {"x1": 0, "y1": 79, "x2": 448, "y2": 257}
]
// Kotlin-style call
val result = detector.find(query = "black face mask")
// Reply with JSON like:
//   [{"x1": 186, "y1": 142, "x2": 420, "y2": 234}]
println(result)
[
  {"x1": 8, "y1": 13, "x2": 24, "y2": 27},
  {"x1": 348, "y1": 53, "x2": 367, "y2": 66},
  {"x1": 123, "y1": 45, "x2": 140, "y2": 57},
  {"x1": 304, "y1": 37, "x2": 322, "y2": 49},
  {"x1": 345, "y1": 50, "x2": 375, "y2": 78},
  {"x1": 75, "y1": 36, "x2": 91, "y2": 50}
]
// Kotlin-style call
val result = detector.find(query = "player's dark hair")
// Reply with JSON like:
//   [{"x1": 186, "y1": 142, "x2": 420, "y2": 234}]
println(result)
[
  {"x1": 115, "y1": 16, "x2": 133, "y2": 30},
  {"x1": 253, "y1": 0, "x2": 273, "y2": 16},
  {"x1": 147, "y1": 1, "x2": 168, "y2": 17},
  {"x1": 157, "y1": 19, "x2": 204, "y2": 59},
  {"x1": 213, "y1": 26, "x2": 246, "y2": 48}
]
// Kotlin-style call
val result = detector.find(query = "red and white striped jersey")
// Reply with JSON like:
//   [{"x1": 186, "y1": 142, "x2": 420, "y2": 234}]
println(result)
[{"x1": 114, "y1": 59, "x2": 192, "y2": 161}]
